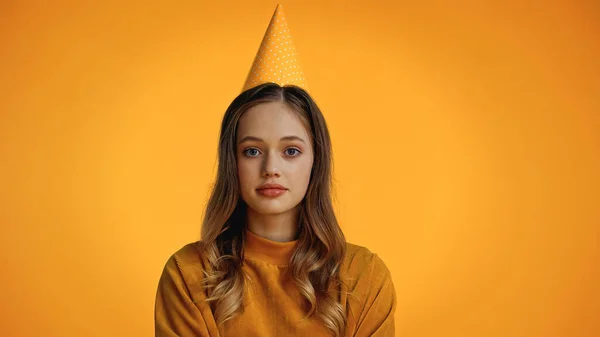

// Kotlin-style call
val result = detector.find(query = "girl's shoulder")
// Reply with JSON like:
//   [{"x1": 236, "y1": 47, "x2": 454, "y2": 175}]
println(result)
[
  {"x1": 340, "y1": 242, "x2": 393, "y2": 289},
  {"x1": 161, "y1": 241, "x2": 208, "y2": 285},
  {"x1": 343, "y1": 242, "x2": 389, "y2": 268},
  {"x1": 169, "y1": 240, "x2": 204, "y2": 266},
  {"x1": 157, "y1": 241, "x2": 211, "y2": 304}
]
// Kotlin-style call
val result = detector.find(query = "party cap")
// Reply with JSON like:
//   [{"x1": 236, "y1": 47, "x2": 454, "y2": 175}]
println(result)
[{"x1": 242, "y1": 4, "x2": 307, "y2": 92}]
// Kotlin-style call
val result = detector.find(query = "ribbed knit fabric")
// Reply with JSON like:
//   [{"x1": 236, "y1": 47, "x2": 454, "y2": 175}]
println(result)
[{"x1": 155, "y1": 229, "x2": 396, "y2": 336}]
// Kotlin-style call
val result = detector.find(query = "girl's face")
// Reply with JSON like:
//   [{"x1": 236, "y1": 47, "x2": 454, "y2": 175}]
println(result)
[{"x1": 236, "y1": 101, "x2": 314, "y2": 216}]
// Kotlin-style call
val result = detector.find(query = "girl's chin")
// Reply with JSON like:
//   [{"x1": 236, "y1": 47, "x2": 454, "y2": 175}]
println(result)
[
  {"x1": 247, "y1": 201, "x2": 297, "y2": 215},
  {"x1": 250, "y1": 206, "x2": 291, "y2": 216}
]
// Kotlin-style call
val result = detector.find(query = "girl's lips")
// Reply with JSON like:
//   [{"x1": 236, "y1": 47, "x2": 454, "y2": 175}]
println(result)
[
  {"x1": 256, "y1": 188, "x2": 287, "y2": 197},
  {"x1": 257, "y1": 183, "x2": 286, "y2": 190}
]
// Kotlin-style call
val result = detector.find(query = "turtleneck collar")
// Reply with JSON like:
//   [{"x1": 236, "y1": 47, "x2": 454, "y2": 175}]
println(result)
[{"x1": 244, "y1": 229, "x2": 298, "y2": 266}]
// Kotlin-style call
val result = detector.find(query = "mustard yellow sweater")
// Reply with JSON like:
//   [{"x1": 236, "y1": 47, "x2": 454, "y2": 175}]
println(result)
[{"x1": 155, "y1": 230, "x2": 396, "y2": 336}]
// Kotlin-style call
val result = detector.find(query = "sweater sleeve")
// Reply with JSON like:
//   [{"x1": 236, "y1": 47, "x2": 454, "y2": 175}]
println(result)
[
  {"x1": 352, "y1": 253, "x2": 397, "y2": 337},
  {"x1": 154, "y1": 254, "x2": 212, "y2": 337}
]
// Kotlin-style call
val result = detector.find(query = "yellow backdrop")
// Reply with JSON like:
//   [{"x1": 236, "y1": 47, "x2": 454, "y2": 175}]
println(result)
[{"x1": 1, "y1": 1, "x2": 598, "y2": 336}]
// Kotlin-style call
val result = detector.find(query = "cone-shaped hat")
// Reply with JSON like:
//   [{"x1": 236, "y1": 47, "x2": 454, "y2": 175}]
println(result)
[{"x1": 242, "y1": 4, "x2": 307, "y2": 92}]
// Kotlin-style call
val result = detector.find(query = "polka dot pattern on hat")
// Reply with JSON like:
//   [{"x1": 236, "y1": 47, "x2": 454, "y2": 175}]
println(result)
[{"x1": 242, "y1": 4, "x2": 307, "y2": 92}]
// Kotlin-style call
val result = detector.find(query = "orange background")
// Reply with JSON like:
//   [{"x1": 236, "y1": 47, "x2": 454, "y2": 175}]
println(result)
[{"x1": 1, "y1": 1, "x2": 599, "y2": 336}]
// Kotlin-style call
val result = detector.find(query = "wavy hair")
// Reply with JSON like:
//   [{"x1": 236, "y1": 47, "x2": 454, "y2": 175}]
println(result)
[{"x1": 199, "y1": 83, "x2": 347, "y2": 336}]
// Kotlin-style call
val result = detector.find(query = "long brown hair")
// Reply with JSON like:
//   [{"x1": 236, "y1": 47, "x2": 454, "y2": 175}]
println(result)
[{"x1": 199, "y1": 83, "x2": 347, "y2": 336}]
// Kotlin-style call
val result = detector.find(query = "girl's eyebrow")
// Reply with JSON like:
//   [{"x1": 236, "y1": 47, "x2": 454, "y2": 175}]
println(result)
[{"x1": 238, "y1": 135, "x2": 305, "y2": 144}]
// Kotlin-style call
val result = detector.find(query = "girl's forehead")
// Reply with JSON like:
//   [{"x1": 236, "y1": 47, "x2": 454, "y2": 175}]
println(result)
[{"x1": 237, "y1": 102, "x2": 309, "y2": 138}]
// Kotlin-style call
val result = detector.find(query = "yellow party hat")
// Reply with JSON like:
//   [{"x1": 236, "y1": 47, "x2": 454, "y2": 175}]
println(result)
[{"x1": 242, "y1": 4, "x2": 307, "y2": 92}]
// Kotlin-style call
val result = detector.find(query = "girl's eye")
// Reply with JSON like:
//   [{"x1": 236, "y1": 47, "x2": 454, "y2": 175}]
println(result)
[
  {"x1": 244, "y1": 148, "x2": 260, "y2": 157},
  {"x1": 243, "y1": 147, "x2": 301, "y2": 157},
  {"x1": 285, "y1": 148, "x2": 301, "y2": 156}
]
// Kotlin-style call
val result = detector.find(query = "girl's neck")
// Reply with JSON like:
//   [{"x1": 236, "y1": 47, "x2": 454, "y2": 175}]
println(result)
[{"x1": 245, "y1": 205, "x2": 300, "y2": 242}]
